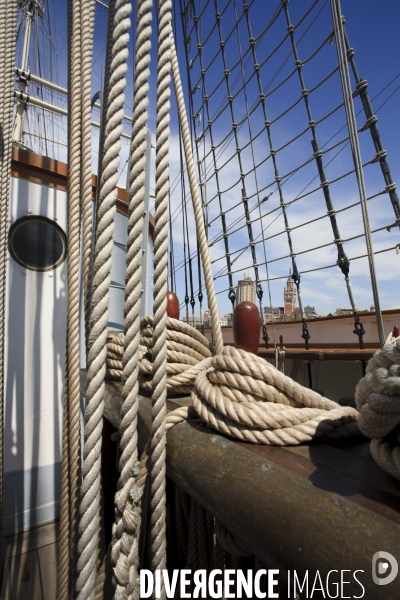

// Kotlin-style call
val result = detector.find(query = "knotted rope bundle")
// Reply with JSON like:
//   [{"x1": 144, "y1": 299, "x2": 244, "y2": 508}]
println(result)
[
  {"x1": 191, "y1": 346, "x2": 359, "y2": 446},
  {"x1": 105, "y1": 316, "x2": 213, "y2": 395},
  {"x1": 355, "y1": 335, "x2": 400, "y2": 480}
]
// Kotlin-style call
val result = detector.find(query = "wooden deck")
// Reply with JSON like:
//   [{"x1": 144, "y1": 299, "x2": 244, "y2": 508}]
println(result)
[{"x1": 1, "y1": 521, "x2": 59, "y2": 599}]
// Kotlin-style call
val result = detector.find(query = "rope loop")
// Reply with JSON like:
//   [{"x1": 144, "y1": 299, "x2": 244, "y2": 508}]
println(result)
[{"x1": 356, "y1": 335, "x2": 400, "y2": 479}]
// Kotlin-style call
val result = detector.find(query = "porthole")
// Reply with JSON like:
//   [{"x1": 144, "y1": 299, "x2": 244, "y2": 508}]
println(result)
[{"x1": 8, "y1": 216, "x2": 67, "y2": 272}]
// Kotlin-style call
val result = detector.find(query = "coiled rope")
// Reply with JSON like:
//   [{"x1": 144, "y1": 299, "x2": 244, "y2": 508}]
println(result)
[
  {"x1": 355, "y1": 335, "x2": 400, "y2": 480},
  {"x1": 106, "y1": 316, "x2": 213, "y2": 394},
  {"x1": 192, "y1": 346, "x2": 359, "y2": 445},
  {"x1": 106, "y1": 332, "x2": 358, "y2": 446}
]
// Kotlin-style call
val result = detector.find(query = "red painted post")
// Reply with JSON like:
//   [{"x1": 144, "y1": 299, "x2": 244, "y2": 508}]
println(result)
[
  {"x1": 166, "y1": 291, "x2": 180, "y2": 319},
  {"x1": 233, "y1": 301, "x2": 261, "y2": 355}
]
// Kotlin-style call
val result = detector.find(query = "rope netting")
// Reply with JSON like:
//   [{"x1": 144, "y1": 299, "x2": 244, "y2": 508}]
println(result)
[{"x1": 173, "y1": 0, "x2": 399, "y2": 349}]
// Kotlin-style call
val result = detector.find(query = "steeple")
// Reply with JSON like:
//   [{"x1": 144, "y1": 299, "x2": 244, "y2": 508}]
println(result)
[{"x1": 284, "y1": 269, "x2": 296, "y2": 315}]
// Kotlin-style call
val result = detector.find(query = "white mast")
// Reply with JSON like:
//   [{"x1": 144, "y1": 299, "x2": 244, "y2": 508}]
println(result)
[{"x1": 14, "y1": 0, "x2": 44, "y2": 144}]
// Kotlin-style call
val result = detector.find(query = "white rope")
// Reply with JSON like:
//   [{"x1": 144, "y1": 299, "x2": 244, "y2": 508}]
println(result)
[
  {"x1": 191, "y1": 346, "x2": 359, "y2": 445},
  {"x1": 170, "y1": 32, "x2": 224, "y2": 355},
  {"x1": 76, "y1": 1, "x2": 132, "y2": 598},
  {"x1": 149, "y1": 2, "x2": 172, "y2": 593},
  {"x1": 58, "y1": 0, "x2": 84, "y2": 595},
  {"x1": 111, "y1": 1, "x2": 153, "y2": 597},
  {"x1": 355, "y1": 336, "x2": 400, "y2": 480}
]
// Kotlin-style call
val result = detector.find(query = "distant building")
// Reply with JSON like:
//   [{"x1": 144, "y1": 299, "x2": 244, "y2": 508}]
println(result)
[
  {"x1": 222, "y1": 313, "x2": 233, "y2": 326},
  {"x1": 182, "y1": 315, "x2": 203, "y2": 327},
  {"x1": 284, "y1": 272, "x2": 297, "y2": 315},
  {"x1": 203, "y1": 309, "x2": 211, "y2": 325},
  {"x1": 304, "y1": 305, "x2": 317, "y2": 317},
  {"x1": 236, "y1": 277, "x2": 256, "y2": 305},
  {"x1": 335, "y1": 308, "x2": 353, "y2": 316},
  {"x1": 263, "y1": 306, "x2": 282, "y2": 321}
]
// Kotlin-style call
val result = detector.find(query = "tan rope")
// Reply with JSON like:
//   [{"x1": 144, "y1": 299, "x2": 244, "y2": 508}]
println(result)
[
  {"x1": 355, "y1": 335, "x2": 400, "y2": 480},
  {"x1": 170, "y1": 32, "x2": 223, "y2": 355},
  {"x1": 111, "y1": 1, "x2": 153, "y2": 597},
  {"x1": 81, "y1": 0, "x2": 97, "y2": 354},
  {"x1": 149, "y1": 1, "x2": 172, "y2": 592},
  {"x1": 58, "y1": 0, "x2": 83, "y2": 596},
  {"x1": 106, "y1": 317, "x2": 212, "y2": 396},
  {"x1": 0, "y1": 0, "x2": 17, "y2": 583},
  {"x1": 191, "y1": 346, "x2": 359, "y2": 445},
  {"x1": 76, "y1": 1, "x2": 132, "y2": 598}
]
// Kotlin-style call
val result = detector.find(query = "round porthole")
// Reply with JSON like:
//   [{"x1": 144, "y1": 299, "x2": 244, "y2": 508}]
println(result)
[{"x1": 8, "y1": 216, "x2": 67, "y2": 272}]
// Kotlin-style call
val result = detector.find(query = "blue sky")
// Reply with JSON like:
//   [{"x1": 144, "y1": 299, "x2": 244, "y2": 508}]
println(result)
[{"x1": 16, "y1": 0, "x2": 400, "y2": 320}]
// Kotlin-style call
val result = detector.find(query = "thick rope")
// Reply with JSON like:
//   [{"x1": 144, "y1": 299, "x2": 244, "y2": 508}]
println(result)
[
  {"x1": 355, "y1": 335, "x2": 400, "y2": 480},
  {"x1": 58, "y1": 0, "x2": 83, "y2": 596},
  {"x1": 75, "y1": 1, "x2": 132, "y2": 598},
  {"x1": 106, "y1": 329, "x2": 358, "y2": 446},
  {"x1": 106, "y1": 317, "x2": 212, "y2": 396},
  {"x1": 0, "y1": 0, "x2": 17, "y2": 585},
  {"x1": 191, "y1": 346, "x2": 359, "y2": 445},
  {"x1": 149, "y1": 2, "x2": 172, "y2": 594},
  {"x1": 170, "y1": 33, "x2": 223, "y2": 355},
  {"x1": 81, "y1": 0, "x2": 97, "y2": 354},
  {"x1": 111, "y1": 1, "x2": 153, "y2": 598}
]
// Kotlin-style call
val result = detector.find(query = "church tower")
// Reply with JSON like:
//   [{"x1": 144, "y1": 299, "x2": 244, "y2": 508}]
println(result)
[{"x1": 284, "y1": 270, "x2": 297, "y2": 315}]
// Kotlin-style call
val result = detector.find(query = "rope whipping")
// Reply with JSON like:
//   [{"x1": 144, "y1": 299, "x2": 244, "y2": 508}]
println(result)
[
  {"x1": 356, "y1": 334, "x2": 400, "y2": 480},
  {"x1": 170, "y1": 31, "x2": 223, "y2": 355},
  {"x1": 58, "y1": 0, "x2": 84, "y2": 595},
  {"x1": 330, "y1": 0, "x2": 385, "y2": 348},
  {"x1": 75, "y1": 1, "x2": 132, "y2": 598},
  {"x1": 0, "y1": 0, "x2": 18, "y2": 584},
  {"x1": 110, "y1": 1, "x2": 153, "y2": 597}
]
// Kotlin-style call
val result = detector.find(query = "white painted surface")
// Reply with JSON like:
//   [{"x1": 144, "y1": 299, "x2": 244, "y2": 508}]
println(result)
[{"x1": 5, "y1": 177, "x2": 67, "y2": 473}]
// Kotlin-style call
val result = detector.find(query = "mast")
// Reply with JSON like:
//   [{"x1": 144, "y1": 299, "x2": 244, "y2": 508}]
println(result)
[{"x1": 14, "y1": 0, "x2": 44, "y2": 145}]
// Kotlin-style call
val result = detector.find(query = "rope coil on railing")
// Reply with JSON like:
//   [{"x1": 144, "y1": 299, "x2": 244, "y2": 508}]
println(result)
[
  {"x1": 355, "y1": 335, "x2": 400, "y2": 480},
  {"x1": 107, "y1": 329, "x2": 359, "y2": 447},
  {"x1": 106, "y1": 316, "x2": 213, "y2": 395}
]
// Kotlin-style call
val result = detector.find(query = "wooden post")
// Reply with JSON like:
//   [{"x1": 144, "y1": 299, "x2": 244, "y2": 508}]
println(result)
[
  {"x1": 232, "y1": 301, "x2": 260, "y2": 355},
  {"x1": 166, "y1": 291, "x2": 180, "y2": 319}
]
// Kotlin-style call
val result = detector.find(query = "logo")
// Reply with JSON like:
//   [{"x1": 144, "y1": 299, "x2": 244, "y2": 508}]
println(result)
[{"x1": 372, "y1": 552, "x2": 398, "y2": 586}]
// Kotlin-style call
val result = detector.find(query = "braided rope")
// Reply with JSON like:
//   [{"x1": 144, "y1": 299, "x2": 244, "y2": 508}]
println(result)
[
  {"x1": 76, "y1": 1, "x2": 132, "y2": 598},
  {"x1": 58, "y1": 0, "x2": 83, "y2": 596},
  {"x1": 106, "y1": 317, "x2": 212, "y2": 396},
  {"x1": 0, "y1": 0, "x2": 17, "y2": 583},
  {"x1": 170, "y1": 33, "x2": 223, "y2": 355},
  {"x1": 191, "y1": 346, "x2": 359, "y2": 445},
  {"x1": 149, "y1": 1, "x2": 172, "y2": 589},
  {"x1": 81, "y1": 0, "x2": 97, "y2": 353},
  {"x1": 111, "y1": 1, "x2": 153, "y2": 597},
  {"x1": 355, "y1": 336, "x2": 400, "y2": 480}
]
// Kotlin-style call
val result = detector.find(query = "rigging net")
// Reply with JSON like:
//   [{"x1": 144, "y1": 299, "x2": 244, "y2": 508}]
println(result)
[{"x1": 175, "y1": 0, "x2": 398, "y2": 347}]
